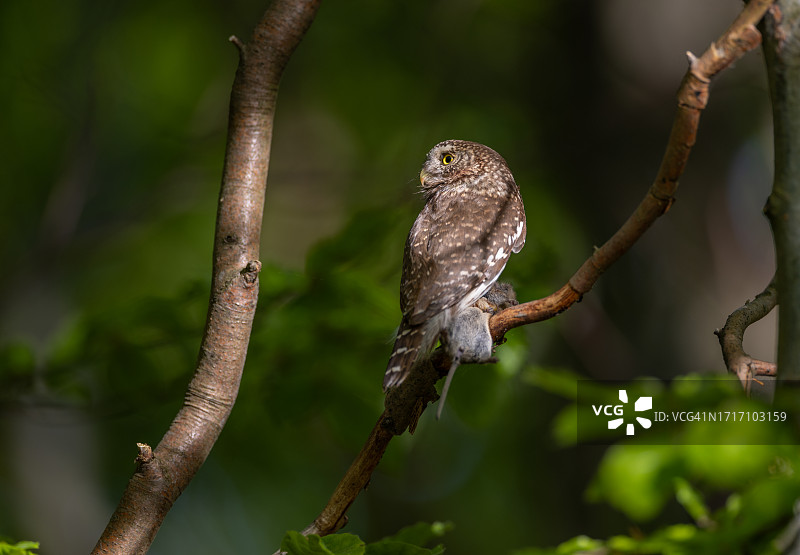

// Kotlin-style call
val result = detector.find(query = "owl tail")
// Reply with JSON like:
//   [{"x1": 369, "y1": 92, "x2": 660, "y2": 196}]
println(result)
[{"x1": 383, "y1": 319, "x2": 430, "y2": 390}]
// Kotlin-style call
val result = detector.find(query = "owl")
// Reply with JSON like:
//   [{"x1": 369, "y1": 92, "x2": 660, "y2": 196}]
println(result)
[{"x1": 383, "y1": 140, "x2": 526, "y2": 390}]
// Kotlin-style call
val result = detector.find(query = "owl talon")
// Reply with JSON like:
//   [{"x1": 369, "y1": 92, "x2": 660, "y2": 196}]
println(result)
[{"x1": 479, "y1": 281, "x2": 519, "y2": 313}]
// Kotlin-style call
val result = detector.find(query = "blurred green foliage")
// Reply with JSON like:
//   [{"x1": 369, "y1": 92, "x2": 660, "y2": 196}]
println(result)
[
  {"x1": 0, "y1": 0, "x2": 780, "y2": 554},
  {"x1": 281, "y1": 521, "x2": 451, "y2": 555},
  {"x1": 514, "y1": 372, "x2": 800, "y2": 554},
  {"x1": 0, "y1": 542, "x2": 39, "y2": 555}
]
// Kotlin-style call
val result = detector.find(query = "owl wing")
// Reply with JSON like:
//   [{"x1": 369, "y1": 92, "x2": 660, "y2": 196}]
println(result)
[{"x1": 401, "y1": 189, "x2": 525, "y2": 326}]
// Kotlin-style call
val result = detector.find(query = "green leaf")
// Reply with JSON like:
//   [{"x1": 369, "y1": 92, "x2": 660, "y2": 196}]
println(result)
[
  {"x1": 280, "y1": 531, "x2": 365, "y2": 555},
  {"x1": 365, "y1": 540, "x2": 442, "y2": 555},
  {"x1": 521, "y1": 366, "x2": 578, "y2": 399},
  {"x1": 386, "y1": 521, "x2": 452, "y2": 546},
  {"x1": 0, "y1": 541, "x2": 40, "y2": 555},
  {"x1": 551, "y1": 404, "x2": 577, "y2": 447},
  {"x1": 673, "y1": 477, "x2": 710, "y2": 524},
  {"x1": 555, "y1": 535, "x2": 604, "y2": 553},
  {"x1": 588, "y1": 445, "x2": 679, "y2": 521},
  {"x1": 322, "y1": 534, "x2": 367, "y2": 555},
  {"x1": 512, "y1": 535, "x2": 606, "y2": 555},
  {"x1": 604, "y1": 535, "x2": 639, "y2": 551},
  {"x1": 683, "y1": 444, "x2": 777, "y2": 488}
]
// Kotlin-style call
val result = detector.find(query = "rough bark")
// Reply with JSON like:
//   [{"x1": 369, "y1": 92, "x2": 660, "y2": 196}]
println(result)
[
  {"x1": 716, "y1": 277, "x2": 778, "y2": 392},
  {"x1": 763, "y1": 1, "x2": 800, "y2": 380},
  {"x1": 91, "y1": 1, "x2": 321, "y2": 553}
]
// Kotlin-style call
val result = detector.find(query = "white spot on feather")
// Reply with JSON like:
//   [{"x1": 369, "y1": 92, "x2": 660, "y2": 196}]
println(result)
[{"x1": 513, "y1": 221, "x2": 524, "y2": 242}]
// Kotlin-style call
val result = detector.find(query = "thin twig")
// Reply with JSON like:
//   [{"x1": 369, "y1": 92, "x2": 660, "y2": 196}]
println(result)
[
  {"x1": 715, "y1": 277, "x2": 778, "y2": 394},
  {"x1": 303, "y1": 0, "x2": 776, "y2": 539}
]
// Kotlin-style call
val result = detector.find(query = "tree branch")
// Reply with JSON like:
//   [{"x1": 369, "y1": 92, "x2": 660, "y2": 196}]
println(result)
[
  {"x1": 762, "y1": 1, "x2": 800, "y2": 381},
  {"x1": 302, "y1": 0, "x2": 776, "y2": 540},
  {"x1": 301, "y1": 414, "x2": 395, "y2": 537},
  {"x1": 715, "y1": 278, "x2": 778, "y2": 394},
  {"x1": 91, "y1": 1, "x2": 321, "y2": 553},
  {"x1": 490, "y1": 0, "x2": 775, "y2": 340}
]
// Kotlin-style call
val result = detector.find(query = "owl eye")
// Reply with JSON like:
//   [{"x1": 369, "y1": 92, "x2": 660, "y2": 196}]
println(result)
[{"x1": 441, "y1": 153, "x2": 455, "y2": 165}]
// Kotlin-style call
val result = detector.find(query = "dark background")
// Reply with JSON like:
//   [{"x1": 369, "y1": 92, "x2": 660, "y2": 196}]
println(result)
[{"x1": 0, "y1": 0, "x2": 780, "y2": 553}]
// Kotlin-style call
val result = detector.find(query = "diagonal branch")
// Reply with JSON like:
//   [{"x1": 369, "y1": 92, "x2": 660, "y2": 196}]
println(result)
[
  {"x1": 489, "y1": 0, "x2": 775, "y2": 340},
  {"x1": 91, "y1": 1, "x2": 321, "y2": 553},
  {"x1": 302, "y1": 0, "x2": 776, "y2": 540},
  {"x1": 301, "y1": 413, "x2": 396, "y2": 537},
  {"x1": 714, "y1": 277, "x2": 778, "y2": 394}
]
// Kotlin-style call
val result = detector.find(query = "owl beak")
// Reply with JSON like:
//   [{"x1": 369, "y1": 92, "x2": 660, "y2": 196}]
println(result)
[{"x1": 419, "y1": 169, "x2": 429, "y2": 186}]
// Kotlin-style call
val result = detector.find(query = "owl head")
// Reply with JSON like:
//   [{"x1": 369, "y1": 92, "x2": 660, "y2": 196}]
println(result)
[{"x1": 418, "y1": 139, "x2": 513, "y2": 198}]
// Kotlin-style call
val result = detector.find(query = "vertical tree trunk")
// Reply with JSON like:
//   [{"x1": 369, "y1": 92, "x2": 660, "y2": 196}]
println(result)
[
  {"x1": 763, "y1": 1, "x2": 800, "y2": 380},
  {"x1": 91, "y1": 1, "x2": 321, "y2": 553}
]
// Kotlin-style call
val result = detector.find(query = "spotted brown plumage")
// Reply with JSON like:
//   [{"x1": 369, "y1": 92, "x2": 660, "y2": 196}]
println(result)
[{"x1": 383, "y1": 140, "x2": 526, "y2": 390}]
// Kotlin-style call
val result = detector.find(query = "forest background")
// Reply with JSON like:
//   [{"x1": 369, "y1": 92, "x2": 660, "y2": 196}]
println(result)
[{"x1": 0, "y1": 0, "x2": 784, "y2": 553}]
